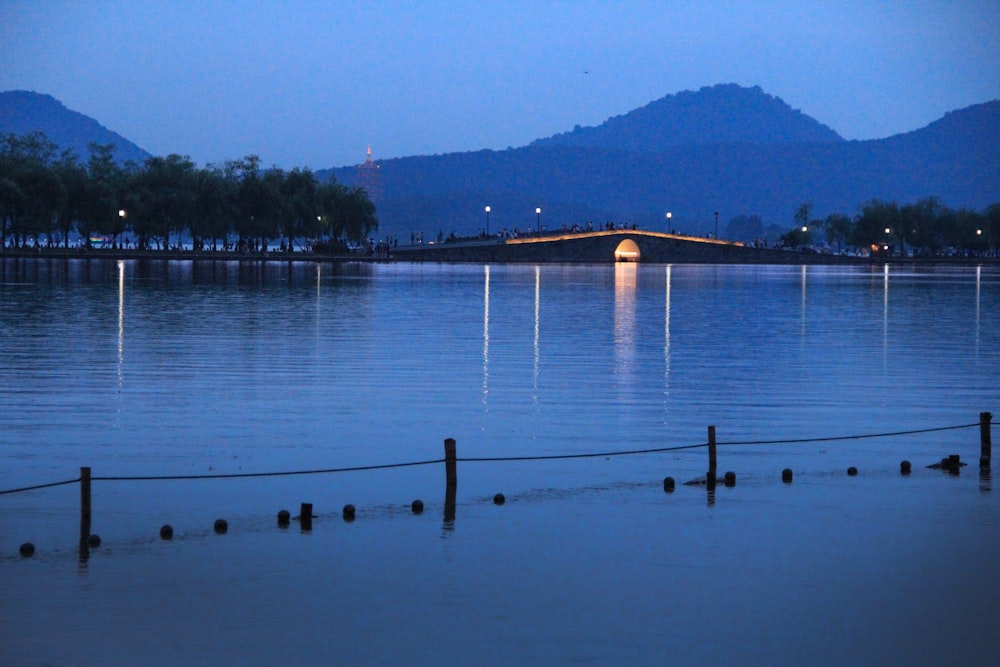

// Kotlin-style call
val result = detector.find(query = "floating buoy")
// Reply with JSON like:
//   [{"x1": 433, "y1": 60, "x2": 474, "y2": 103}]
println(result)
[
  {"x1": 900, "y1": 460, "x2": 912, "y2": 475},
  {"x1": 342, "y1": 504, "x2": 356, "y2": 521},
  {"x1": 663, "y1": 476, "x2": 675, "y2": 493},
  {"x1": 19, "y1": 542, "x2": 35, "y2": 557},
  {"x1": 782, "y1": 468, "x2": 793, "y2": 483},
  {"x1": 724, "y1": 471, "x2": 736, "y2": 487},
  {"x1": 847, "y1": 466, "x2": 858, "y2": 476},
  {"x1": 214, "y1": 519, "x2": 228, "y2": 534},
  {"x1": 493, "y1": 493, "x2": 506, "y2": 506},
  {"x1": 277, "y1": 510, "x2": 290, "y2": 527},
  {"x1": 87, "y1": 535, "x2": 101, "y2": 548},
  {"x1": 411, "y1": 499, "x2": 424, "y2": 514},
  {"x1": 159, "y1": 525, "x2": 174, "y2": 540}
]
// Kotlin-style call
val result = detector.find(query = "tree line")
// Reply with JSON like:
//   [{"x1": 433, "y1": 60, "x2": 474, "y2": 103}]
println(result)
[
  {"x1": 0, "y1": 132, "x2": 378, "y2": 252},
  {"x1": 780, "y1": 199, "x2": 999, "y2": 256}
]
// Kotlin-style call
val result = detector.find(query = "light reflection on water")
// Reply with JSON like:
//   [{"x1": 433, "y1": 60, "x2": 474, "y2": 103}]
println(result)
[{"x1": 1, "y1": 258, "x2": 998, "y2": 665}]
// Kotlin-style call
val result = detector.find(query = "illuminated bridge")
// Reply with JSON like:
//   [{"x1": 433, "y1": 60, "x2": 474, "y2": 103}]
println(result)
[{"x1": 391, "y1": 230, "x2": 850, "y2": 264}]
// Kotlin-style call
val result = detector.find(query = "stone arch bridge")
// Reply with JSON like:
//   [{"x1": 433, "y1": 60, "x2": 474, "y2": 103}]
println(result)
[{"x1": 391, "y1": 230, "x2": 848, "y2": 264}]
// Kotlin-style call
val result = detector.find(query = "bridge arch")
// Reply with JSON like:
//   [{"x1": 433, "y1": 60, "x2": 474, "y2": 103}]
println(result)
[{"x1": 614, "y1": 238, "x2": 641, "y2": 262}]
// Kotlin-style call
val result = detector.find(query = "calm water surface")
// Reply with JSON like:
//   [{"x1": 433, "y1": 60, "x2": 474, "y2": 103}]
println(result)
[{"x1": 1, "y1": 258, "x2": 998, "y2": 666}]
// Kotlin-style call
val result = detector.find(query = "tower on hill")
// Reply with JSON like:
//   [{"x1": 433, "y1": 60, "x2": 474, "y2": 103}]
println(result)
[{"x1": 355, "y1": 145, "x2": 383, "y2": 203}]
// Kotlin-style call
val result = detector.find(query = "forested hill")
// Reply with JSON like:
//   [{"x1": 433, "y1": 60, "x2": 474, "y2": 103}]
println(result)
[
  {"x1": 0, "y1": 90, "x2": 150, "y2": 163},
  {"x1": 530, "y1": 83, "x2": 845, "y2": 151},
  {"x1": 322, "y1": 85, "x2": 999, "y2": 239}
]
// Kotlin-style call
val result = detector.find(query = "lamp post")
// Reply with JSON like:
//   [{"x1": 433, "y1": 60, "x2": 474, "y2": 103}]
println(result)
[
  {"x1": 714, "y1": 211, "x2": 719, "y2": 239},
  {"x1": 485, "y1": 205, "x2": 491, "y2": 237},
  {"x1": 536, "y1": 207, "x2": 541, "y2": 235},
  {"x1": 666, "y1": 211, "x2": 672, "y2": 233},
  {"x1": 118, "y1": 209, "x2": 126, "y2": 249}
]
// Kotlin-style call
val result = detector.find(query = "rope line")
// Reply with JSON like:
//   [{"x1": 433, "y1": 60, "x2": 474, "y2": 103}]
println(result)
[
  {"x1": 717, "y1": 422, "x2": 979, "y2": 446},
  {"x1": 0, "y1": 478, "x2": 80, "y2": 496},
  {"x1": 460, "y1": 442, "x2": 708, "y2": 462},
  {"x1": 92, "y1": 458, "x2": 445, "y2": 482},
  {"x1": 0, "y1": 420, "x2": 983, "y2": 496}
]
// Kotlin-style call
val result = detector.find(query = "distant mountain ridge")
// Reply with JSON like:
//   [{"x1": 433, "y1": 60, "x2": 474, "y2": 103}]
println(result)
[
  {"x1": 323, "y1": 84, "x2": 998, "y2": 237},
  {"x1": 3, "y1": 85, "x2": 996, "y2": 239},
  {"x1": 531, "y1": 84, "x2": 845, "y2": 151},
  {"x1": 0, "y1": 90, "x2": 151, "y2": 163}
]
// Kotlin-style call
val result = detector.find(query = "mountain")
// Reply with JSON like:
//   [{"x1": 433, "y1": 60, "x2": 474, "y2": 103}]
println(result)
[
  {"x1": 322, "y1": 84, "x2": 999, "y2": 239},
  {"x1": 530, "y1": 84, "x2": 845, "y2": 151},
  {"x1": 0, "y1": 90, "x2": 151, "y2": 163},
  {"x1": 6, "y1": 86, "x2": 994, "y2": 239}
]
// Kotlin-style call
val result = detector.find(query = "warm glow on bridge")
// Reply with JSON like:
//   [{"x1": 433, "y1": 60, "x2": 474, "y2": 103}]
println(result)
[
  {"x1": 614, "y1": 239, "x2": 641, "y2": 261},
  {"x1": 504, "y1": 229, "x2": 743, "y2": 247}
]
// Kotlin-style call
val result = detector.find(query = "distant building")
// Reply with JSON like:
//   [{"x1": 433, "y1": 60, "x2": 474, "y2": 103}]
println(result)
[{"x1": 355, "y1": 145, "x2": 383, "y2": 203}]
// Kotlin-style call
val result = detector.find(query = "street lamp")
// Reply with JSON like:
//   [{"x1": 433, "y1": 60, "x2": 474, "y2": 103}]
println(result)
[
  {"x1": 118, "y1": 209, "x2": 127, "y2": 249},
  {"x1": 485, "y1": 205, "x2": 491, "y2": 237},
  {"x1": 666, "y1": 211, "x2": 672, "y2": 232},
  {"x1": 714, "y1": 211, "x2": 719, "y2": 239},
  {"x1": 536, "y1": 207, "x2": 541, "y2": 234}
]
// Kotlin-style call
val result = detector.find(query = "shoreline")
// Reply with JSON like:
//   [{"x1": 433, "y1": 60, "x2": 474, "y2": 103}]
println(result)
[{"x1": 1, "y1": 245, "x2": 997, "y2": 266}]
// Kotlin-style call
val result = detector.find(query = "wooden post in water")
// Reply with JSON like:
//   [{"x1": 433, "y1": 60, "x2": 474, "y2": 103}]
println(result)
[
  {"x1": 443, "y1": 438, "x2": 457, "y2": 527},
  {"x1": 444, "y1": 438, "x2": 457, "y2": 488},
  {"x1": 300, "y1": 503, "x2": 313, "y2": 531},
  {"x1": 981, "y1": 412, "x2": 993, "y2": 467},
  {"x1": 707, "y1": 426, "x2": 717, "y2": 487},
  {"x1": 79, "y1": 467, "x2": 92, "y2": 562}
]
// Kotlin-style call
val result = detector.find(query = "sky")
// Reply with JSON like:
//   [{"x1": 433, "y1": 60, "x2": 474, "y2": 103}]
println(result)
[{"x1": 2, "y1": 1, "x2": 999, "y2": 170}]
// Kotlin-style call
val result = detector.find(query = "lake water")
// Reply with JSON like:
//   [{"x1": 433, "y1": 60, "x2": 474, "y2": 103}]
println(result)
[{"x1": 1, "y1": 257, "x2": 998, "y2": 666}]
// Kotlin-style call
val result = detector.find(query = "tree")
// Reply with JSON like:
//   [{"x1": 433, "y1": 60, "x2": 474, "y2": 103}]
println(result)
[
  {"x1": 134, "y1": 154, "x2": 196, "y2": 249},
  {"x1": 80, "y1": 143, "x2": 124, "y2": 247},
  {"x1": 822, "y1": 213, "x2": 853, "y2": 253},
  {"x1": 0, "y1": 138, "x2": 27, "y2": 248},
  {"x1": 191, "y1": 165, "x2": 238, "y2": 250},
  {"x1": 901, "y1": 197, "x2": 943, "y2": 256},
  {"x1": 52, "y1": 150, "x2": 89, "y2": 248},
  {"x1": 281, "y1": 167, "x2": 321, "y2": 249},
  {"x1": 793, "y1": 202, "x2": 812, "y2": 231},
  {"x1": 318, "y1": 180, "x2": 350, "y2": 239},
  {"x1": 852, "y1": 200, "x2": 900, "y2": 252},
  {"x1": 233, "y1": 156, "x2": 279, "y2": 251},
  {"x1": 781, "y1": 202, "x2": 814, "y2": 248},
  {"x1": 939, "y1": 207, "x2": 981, "y2": 255},
  {"x1": 341, "y1": 186, "x2": 378, "y2": 242},
  {"x1": 983, "y1": 203, "x2": 1000, "y2": 257},
  {"x1": 0, "y1": 173, "x2": 21, "y2": 248},
  {"x1": 18, "y1": 162, "x2": 66, "y2": 246},
  {"x1": 0, "y1": 132, "x2": 62, "y2": 247}
]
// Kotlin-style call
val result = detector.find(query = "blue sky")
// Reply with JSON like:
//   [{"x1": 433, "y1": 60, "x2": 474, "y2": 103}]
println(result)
[{"x1": 2, "y1": 1, "x2": 998, "y2": 170}]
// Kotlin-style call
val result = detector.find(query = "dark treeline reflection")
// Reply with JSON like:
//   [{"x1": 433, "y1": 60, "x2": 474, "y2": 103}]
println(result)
[{"x1": 0, "y1": 257, "x2": 372, "y2": 288}]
